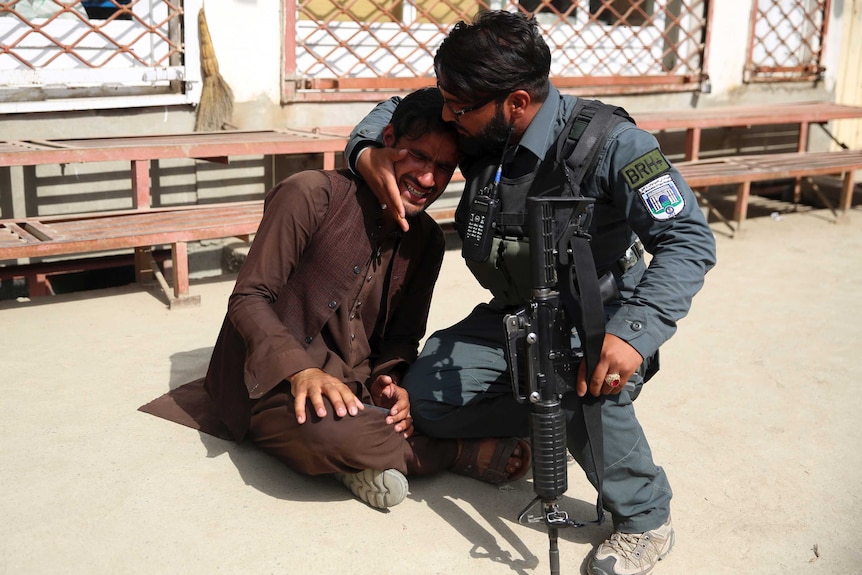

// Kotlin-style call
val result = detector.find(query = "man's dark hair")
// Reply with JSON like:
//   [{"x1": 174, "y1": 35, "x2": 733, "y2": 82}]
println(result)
[
  {"x1": 434, "y1": 10, "x2": 551, "y2": 105},
  {"x1": 390, "y1": 87, "x2": 455, "y2": 141}
]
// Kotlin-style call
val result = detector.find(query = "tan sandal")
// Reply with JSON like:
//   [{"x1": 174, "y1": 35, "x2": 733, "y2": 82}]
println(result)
[{"x1": 450, "y1": 437, "x2": 532, "y2": 484}]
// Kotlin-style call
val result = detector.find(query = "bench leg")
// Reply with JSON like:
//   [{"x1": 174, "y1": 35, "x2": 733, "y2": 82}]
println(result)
[
  {"x1": 169, "y1": 241, "x2": 201, "y2": 308},
  {"x1": 131, "y1": 160, "x2": 151, "y2": 209},
  {"x1": 144, "y1": 243, "x2": 201, "y2": 309},
  {"x1": 26, "y1": 272, "x2": 53, "y2": 298},
  {"x1": 838, "y1": 170, "x2": 856, "y2": 224},
  {"x1": 802, "y1": 176, "x2": 840, "y2": 221},
  {"x1": 134, "y1": 247, "x2": 154, "y2": 284},
  {"x1": 695, "y1": 188, "x2": 735, "y2": 237},
  {"x1": 792, "y1": 178, "x2": 803, "y2": 207},
  {"x1": 684, "y1": 128, "x2": 701, "y2": 161},
  {"x1": 734, "y1": 182, "x2": 751, "y2": 229}
]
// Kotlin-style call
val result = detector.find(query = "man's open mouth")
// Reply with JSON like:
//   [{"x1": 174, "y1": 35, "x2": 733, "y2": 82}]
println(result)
[{"x1": 406, "y1": 183, "x2": 431, "y2": 200}]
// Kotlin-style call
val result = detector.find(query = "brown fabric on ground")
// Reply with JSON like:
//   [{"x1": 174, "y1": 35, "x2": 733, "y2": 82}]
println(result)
[
  {"x1": 138, "y1": 377, "x2": 232, "y2": 441},
  {"x1": 138, "y1": 379, "x2": 458, "y2": 477}
]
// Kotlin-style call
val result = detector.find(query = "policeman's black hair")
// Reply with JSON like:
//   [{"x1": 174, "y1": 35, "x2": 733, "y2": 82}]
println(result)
[
  {"x1": 390, "y1": 87, "x2": 456, "y2": 142},
  {"x1": 433, "y1": 10, "x2": 551, "y2": 105}
]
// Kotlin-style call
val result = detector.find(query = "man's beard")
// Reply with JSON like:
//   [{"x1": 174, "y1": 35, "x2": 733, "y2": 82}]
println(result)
[{"x1": 458, "y1": 105, "x2": 512, "y2": 157}]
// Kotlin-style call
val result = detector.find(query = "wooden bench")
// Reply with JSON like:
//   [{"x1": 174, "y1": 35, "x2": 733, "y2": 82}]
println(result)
[
  {"x1": 415, "y1": 148, "x2": 862, "y2": 235},
  {"x1": 3, "y1": 106, "x2": 861, "y2": 303},
  {"x1": 635, "y1": 101, "x2": 862, "y2": 160},
  {"x1": 0, "y1": 202, "x2": 263, "y2": 307},
  {"x1": 314, "y1": 103, "x2": 862, "y2": 228},
  {"x1": 676, "y1": 149, "x2": 862, "y2": 234},
  {"x1": 0, "y1": 129, "x2": 348, "y2": 211},
  {"x1": 0, "y1": 129, "x2": 352, "y2": 305}
]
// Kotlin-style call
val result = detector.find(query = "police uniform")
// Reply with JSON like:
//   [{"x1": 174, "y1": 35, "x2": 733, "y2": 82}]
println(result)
[{"x1": 346, "y1": 85, "x2": 717, "y2": 533}]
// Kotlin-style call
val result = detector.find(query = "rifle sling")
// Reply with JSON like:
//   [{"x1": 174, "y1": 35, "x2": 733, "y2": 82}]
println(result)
[
  {"x1": 540, "y1": 99, "x2": 629, "y2": 524},
  {"x1": 559, "y1": 236, "x2": 606, "y2": 525}
]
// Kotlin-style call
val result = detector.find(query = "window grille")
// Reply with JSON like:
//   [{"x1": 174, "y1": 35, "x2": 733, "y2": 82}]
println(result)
[
  {"x1": 744, "y1": 0, "x2": 831, "y2": 83},
  {"x1": 0, "y1": 0, "x2": 198, "y2": 113},
  {"x1": 284, "y1": 0, "x2": 713, "y2": 101}
]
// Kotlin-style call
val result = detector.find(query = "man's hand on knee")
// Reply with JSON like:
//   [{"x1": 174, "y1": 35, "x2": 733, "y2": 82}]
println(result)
[
  {"x1": 288, "y1": 368, "x2": 365, "y2": 424},
  {"x1": 370, "y1": 374, "x2": 414, "y2": 438}
]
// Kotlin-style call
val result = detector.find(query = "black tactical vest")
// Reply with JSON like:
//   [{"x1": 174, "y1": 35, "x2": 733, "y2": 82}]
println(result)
[{"x1": 457, "y1": 99, "x2": 634, "y2": 306}]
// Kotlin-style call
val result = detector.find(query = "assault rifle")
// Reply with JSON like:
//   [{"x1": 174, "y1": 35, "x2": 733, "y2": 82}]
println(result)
[{"x1": 503, "y1": 196, "x2": 618, "y2": 575}]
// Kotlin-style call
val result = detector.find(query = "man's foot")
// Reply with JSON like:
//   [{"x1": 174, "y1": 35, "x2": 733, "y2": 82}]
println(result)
[
  {"x1": 449, "y1": 437, "x2": 532, "y2": 484},
  {"x1": 334, "y1": 468, "x2": 408, "y2": 509},
  {"x1": 588, "y1": 516, "x2": 674, "y2": 575}
]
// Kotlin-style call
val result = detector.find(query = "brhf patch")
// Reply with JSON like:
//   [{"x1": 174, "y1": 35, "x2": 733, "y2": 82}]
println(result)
[{"x1": 621, "y1": 148, "x2": 670, "y2": 188}]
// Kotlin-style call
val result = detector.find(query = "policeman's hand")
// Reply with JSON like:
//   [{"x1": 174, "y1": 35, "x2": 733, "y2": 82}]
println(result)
[
  {"x1": 369, "y1": 374, "x2": 414, "y2": 438},
  {"x1": 356, "y1": 146, "x2": 409, "y2": 232},
  {"x1": 576, "y1": 333, "x2": 644, "y2": 397},
  {"x1": 288, "y1": 367, "x2": 365, "y2": 424}
]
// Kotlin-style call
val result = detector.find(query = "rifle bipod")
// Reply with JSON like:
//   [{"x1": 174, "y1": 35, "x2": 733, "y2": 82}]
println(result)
[{"x1": 518, "y1": 496, "x2": 586, "y2": 575}]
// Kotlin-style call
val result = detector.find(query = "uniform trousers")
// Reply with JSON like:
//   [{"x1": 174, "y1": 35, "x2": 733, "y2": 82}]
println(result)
[
  {"x1": 247, "y1": 382, "x2": 457, "y2": 477},
  {"x1": 402, "y1": 303, "x2": 672, "y2": 533}
]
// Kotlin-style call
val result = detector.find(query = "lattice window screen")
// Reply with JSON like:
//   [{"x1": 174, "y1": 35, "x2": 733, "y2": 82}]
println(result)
[
  {"x1": 285, "y1": 0, "x2": 711, "y2": 101},
  {"x1": 745, "y1": 0, "x2": 831, "y2": 82},
  {"x1": 0, "y1": 0, "x2": 191, "y2": 108}
]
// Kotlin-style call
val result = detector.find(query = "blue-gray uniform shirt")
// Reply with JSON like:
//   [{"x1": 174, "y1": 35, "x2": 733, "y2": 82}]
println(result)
[{"x1": 346, "y1": 84, "x2": 717, "y2": 363}]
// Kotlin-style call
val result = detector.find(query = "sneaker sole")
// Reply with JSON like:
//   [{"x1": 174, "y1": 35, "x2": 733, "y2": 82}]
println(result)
[{"x1": 336, "y1": 469, "x2": 408, "y2": 509}]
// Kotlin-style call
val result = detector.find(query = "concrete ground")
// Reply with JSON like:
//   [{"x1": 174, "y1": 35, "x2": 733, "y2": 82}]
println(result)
[{"x1": 1, "y1": 201, "x2": 861, "y2": 575}]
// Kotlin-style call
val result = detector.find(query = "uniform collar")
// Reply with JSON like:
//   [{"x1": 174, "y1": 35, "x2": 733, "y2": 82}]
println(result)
[{"x1": 510, "y1": 84, "x2": 564, "y2": 163}]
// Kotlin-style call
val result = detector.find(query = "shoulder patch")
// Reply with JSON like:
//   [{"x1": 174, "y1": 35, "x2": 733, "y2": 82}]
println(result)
[
  {"x1": 621, "y1": 148, "x2": 670, "y2": 188},
  {"x1": 638, "y1": 174, "x2": 685, "y2": 220}
]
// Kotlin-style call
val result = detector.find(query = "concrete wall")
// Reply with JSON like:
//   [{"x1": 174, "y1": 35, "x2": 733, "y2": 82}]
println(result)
[
  {"x1": 835, "y1": 0, "x2": 862, "y2": 148},
  {"x1": 2, "y1": 2, "x2": 854, "y2": 140},
  {"x1": 1, "y1": 1, "x2": 859, "y2": 292}
]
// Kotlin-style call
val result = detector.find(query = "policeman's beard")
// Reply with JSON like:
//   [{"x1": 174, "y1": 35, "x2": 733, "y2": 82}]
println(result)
[{"x1": 457, "y1": 104, "x2": 512, "y2": 157}]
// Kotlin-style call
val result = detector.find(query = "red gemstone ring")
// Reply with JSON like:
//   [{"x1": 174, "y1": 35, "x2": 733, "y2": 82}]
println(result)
[{"x1": 604, "y1": 373, "x2": 622, "y2": 388}]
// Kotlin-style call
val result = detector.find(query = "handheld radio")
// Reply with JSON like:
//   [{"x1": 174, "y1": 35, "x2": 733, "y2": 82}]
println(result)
[
  {"x1": 461, "y1": 165, "x2": 501, "y2": 262},
  {"x1": 462, "y1": 126, "x2": 513, "y2": 263}
]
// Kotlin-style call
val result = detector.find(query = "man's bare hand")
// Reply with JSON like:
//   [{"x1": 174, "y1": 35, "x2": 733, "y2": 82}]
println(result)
[
  {"x1": 369, "y1": 374, "x2": 414, "y2": 438},
  {"x1": 356, "y1": 146, "x2": 409, "y2": 232},
  {"x1": 576, "y1": 333, "x2": 644, "y2": 397},
  {"x1": 288, "y1": 368, "x2": 365, "y2": 424}
]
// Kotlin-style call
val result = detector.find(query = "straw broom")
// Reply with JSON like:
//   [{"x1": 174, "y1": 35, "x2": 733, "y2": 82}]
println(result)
[{"x1": 194, "y1": 5, "x2": 234, "y2": 132}]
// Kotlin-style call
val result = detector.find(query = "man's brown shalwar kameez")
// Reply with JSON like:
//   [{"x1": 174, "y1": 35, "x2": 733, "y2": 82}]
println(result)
[{"x1": 204, "y1": 169, "x2": 456, "y2": 477}]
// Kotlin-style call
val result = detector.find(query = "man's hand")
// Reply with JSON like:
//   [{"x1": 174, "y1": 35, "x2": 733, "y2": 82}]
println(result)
[
  {"x1": 288, "y1": 368, "x2": 365, "y2": 424},
  {"x1": 576, "y1": 333, "x2": 644, "y2": 397},
  {"x1": 356, "y1": 146, "x2": 410, "y2": 232},
  {"x1": 369, "y1": 374, "x2": 414, "y2": 438}
]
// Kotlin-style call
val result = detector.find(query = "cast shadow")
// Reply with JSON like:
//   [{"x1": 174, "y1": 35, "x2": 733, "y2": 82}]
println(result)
[
  {"x1": 407, "y1": 472, "x2": 612, "y2": 575},
  {"x1": 164, "y1": 347, "x2": 611, "y2": 573},
  {"x1": 165, "y1": 347, "x2": 403, "y2": 505}
]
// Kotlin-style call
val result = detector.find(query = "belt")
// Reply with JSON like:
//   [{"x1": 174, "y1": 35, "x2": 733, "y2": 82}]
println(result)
[{"x1": 617, "y1": 238, "x2": 645, "y2": 273}]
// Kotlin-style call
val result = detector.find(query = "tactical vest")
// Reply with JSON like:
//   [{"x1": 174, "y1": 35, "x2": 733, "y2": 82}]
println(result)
[{"x1": 459, "y1": 99, "x2": 634, "y2": 306}]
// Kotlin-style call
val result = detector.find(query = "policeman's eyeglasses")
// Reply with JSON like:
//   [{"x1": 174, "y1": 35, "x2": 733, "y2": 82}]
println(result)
[{"x1": 438, "y1": 84, "x2": 500, "y2": 119}]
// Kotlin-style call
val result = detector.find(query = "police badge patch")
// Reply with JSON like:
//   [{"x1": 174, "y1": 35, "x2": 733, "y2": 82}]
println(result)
[{"x1": 638, "y1": 174, "x2": 685, "y2": 220}]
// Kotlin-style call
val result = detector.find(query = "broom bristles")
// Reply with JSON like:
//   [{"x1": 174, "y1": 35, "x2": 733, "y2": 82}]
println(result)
[{"x1": 195, "y1": 6, "x2": 234, "y2": 132}]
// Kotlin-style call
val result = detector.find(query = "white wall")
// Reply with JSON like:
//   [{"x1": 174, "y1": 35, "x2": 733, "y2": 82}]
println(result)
[
  {"x1": 1, "y1": 1, "x2": 849, "y2": 137},
  {"x1": 835, "y1": 0, "x2": 862, "y2": 148},
  {"x1": 200, "y1": 1, "x2": 844, "y2": 126}
]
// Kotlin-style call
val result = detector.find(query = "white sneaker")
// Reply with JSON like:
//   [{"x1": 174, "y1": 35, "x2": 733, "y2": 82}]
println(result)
[
  {"x1": 588, "y1": 516, "x2": 674, "y2": 575},
  {"x1": 334, "y1": 468, "x2": 408, "y2": 509}
]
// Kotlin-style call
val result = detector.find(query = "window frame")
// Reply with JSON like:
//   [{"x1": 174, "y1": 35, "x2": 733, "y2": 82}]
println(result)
[{"x1": 0, "y1": 0, "x2": 201, "y2": 115}]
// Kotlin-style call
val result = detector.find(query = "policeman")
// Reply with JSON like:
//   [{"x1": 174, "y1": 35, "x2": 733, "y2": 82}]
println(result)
[{"x1": 345, "y1": 10, "x2": 716, "y2": 575}]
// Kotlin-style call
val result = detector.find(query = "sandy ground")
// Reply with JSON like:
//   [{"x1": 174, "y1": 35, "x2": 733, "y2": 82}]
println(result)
[{"x1": 1, "y1": 202, "x2": 861, "y2": 575}]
